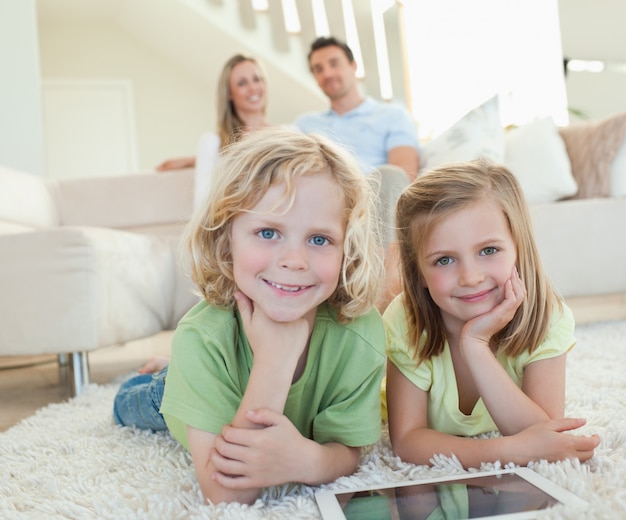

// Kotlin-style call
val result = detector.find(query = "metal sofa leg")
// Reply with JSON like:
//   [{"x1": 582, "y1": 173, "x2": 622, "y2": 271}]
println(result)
[{"x1": 64, "y1": 351, "x2": 90, "y2": 396}]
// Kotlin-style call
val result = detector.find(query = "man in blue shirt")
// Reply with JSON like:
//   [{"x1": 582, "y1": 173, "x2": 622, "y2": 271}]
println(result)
[{"x1": 295, "y1": 36, "x2": 420, "y2": 181}]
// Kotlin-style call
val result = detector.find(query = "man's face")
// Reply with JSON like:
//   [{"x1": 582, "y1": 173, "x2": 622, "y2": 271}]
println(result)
[{"x1": 309, "y1": 45, "x2": 357, "y2": 101}]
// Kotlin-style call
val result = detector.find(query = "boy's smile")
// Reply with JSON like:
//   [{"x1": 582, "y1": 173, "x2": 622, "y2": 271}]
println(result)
[{"x1": 230, "y1": 172, "x2": 346, "y2": 326}]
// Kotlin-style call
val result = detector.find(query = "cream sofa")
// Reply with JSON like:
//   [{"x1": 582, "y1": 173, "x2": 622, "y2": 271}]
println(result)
[{"x1": 0, "y1": 166, "x2": 198, "y2": 395}]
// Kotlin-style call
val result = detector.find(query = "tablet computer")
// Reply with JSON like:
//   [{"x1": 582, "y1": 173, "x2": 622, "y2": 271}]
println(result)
[{"x1": 315, "y1": 467, "x2": 587, "y2": 520}]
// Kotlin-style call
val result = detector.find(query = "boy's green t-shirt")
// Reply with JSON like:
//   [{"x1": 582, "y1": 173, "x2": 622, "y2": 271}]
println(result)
[{"x1": 160, "y1": 301, "x2": 386, "y2": 450}]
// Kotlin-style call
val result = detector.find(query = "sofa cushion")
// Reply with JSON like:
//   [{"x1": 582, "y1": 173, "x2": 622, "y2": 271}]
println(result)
[
  {"x1": 558, "y1": 112, "x2": 626, "y2": 199},
  {"x1": 54, "y1": 170, "x2": 194, "y2": 229},
  {"x1": 504, "y1": 117, "x2": 578, "y2": 204},
  {"x1": 0, "y1": 166, "x2": 59, "y2": 228},
  {"x1": 420, "y1": 96, "x2": 505, "y2": 172}
]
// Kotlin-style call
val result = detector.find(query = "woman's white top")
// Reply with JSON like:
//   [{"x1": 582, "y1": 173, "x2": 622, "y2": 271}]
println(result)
[
  {"x1": 193, "y1": 126, "x2": 299, "y2": 209},
  {"x1": 193, "y1": 132, "x2": 221, "y2": 209}
]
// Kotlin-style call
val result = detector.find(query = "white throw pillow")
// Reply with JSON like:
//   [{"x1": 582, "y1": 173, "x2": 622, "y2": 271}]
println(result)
[
  {"x1": 504, "y1": 118, "x2": 578, "y2": 204},
  {"x1": 610, "y1": 137, "x2": 626, "y2": 197},
  {"x1": 420, "y1": 96, "x2": 505, "y2": 172}
]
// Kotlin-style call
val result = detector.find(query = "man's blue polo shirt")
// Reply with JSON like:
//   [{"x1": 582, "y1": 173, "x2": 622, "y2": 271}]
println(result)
[{"x1": 295, "y1": 97, "x2": 419, "y2": 174}]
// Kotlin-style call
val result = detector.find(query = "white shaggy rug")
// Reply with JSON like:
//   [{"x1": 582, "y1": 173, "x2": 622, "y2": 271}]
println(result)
[{"x1": 1, "y1": 320, "x2": 625, "y2": 519}]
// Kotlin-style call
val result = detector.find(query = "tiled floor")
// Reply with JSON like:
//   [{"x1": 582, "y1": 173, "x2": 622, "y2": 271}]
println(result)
[{"x1": 2, "y1": 294, "x2": 626, "y2": 433}]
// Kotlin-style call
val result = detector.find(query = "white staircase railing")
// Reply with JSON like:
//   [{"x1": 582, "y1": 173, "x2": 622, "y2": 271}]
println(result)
[{"x1": 190, "y1": 0, "x2": 408, "y2": 106}]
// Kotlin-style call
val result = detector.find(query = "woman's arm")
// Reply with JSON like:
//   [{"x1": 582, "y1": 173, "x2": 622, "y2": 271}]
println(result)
[
  {"x1": 155, "y1": 156, "x2": 196, "y2": 171},
  {"x1": 386, "y1": 362, "x2": 598, "y2": 469}
]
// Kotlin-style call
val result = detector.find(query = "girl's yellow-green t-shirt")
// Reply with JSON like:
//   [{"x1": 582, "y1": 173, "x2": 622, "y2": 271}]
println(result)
[{"x1": 383, "y1": 295, "x2": 575, "y2": 436}]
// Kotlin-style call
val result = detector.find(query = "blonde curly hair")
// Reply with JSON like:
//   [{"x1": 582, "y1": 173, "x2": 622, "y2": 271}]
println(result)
[{"x1": 183, "y1": 127, "x2": 383, "y2": 322}]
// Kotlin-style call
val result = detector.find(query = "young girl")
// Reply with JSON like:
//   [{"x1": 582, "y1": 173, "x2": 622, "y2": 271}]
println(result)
[
  {"x1": 114, "y1": 127, "x2": 386, "y2": 505},
  {"x1": 384, "y1": 159, "x2": 600, "y2": 468}
]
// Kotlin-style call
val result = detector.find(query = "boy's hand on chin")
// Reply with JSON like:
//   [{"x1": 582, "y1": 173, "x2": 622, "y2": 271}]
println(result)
[{"x1": 234, "y1": 291, "x2": 310, "y2": 364}]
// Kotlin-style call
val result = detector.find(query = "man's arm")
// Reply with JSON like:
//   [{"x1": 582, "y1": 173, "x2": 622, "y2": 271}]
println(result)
[{"x1": 387, "y1": 146, "x2": 419, "y2": 181}]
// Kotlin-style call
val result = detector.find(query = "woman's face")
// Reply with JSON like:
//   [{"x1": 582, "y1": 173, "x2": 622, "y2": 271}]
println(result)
[{"x1": 228, "y1": 60, "x2": 266, "y2": 116}]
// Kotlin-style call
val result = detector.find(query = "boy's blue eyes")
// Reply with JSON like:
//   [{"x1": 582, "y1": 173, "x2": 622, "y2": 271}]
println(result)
[
  {"x1": 311, "y1": 236, "x2": 329, "y2": 246},
  {"x1": 257, "y1": 229, "x2": 329, "y2": 246}
]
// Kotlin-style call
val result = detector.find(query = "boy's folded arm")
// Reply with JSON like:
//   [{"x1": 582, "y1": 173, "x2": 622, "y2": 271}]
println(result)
[
  {"x1": 301, "y1": 441, "x2": 361, "y2": 486},
  {"x1": 187, "y1": 426, "x2": 263, "y2": 506}
]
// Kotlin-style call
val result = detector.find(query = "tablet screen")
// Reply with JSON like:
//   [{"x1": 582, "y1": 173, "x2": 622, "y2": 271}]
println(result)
[{"x1": 335, "y1": 472, "x2": 559, "y2": 519}]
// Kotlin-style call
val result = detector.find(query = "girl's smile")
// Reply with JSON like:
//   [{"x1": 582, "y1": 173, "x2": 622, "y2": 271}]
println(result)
[{"x1": 456, "y1": 288, "x2": 496, "y2": 303}]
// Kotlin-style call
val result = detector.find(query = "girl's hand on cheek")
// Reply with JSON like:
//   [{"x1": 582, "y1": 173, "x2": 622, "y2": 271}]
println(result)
[
  {"x1": 234, "y1": 291, "x2": 310, "y2": 365},
  {"x1": 461, "y1": 267, "x2": 526, "y2": 349}
]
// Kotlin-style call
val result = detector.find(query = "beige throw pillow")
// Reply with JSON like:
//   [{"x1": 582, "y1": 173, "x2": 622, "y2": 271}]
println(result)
[
  {"x1": 504, "y1": 118, "x2": 577, "y2": 204},
  {"x1": 558, "y1": 113, "x2": 626, "y2": 199}
]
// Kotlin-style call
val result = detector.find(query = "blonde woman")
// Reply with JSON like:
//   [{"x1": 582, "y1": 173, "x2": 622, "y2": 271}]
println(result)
[
  {"x1": 115, "y1": 128, "x2": 386, "y2": 505},
  {"x1": 156, "y1": 54, "x2": 271, "y2": 207}
]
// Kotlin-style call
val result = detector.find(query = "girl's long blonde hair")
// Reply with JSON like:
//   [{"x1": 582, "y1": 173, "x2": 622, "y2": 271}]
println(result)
[
  {"x1": 184, "y1": 127, "x2": 383, "y2": 322},
  {"x1": 396, "y1": 159, "x2": 561, "y2": 363},
  {"x1": 216, "y1": 54, "x2": 267, "y2": 149}
]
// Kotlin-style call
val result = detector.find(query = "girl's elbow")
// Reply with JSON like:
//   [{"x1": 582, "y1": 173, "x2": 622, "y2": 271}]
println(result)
[{"x1": 389, "y1": 432, "x2": 431, "y2": 466}]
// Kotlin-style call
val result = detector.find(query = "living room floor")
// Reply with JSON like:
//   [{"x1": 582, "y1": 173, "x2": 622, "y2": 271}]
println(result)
[{"x1": 2, "y1": 295, "x2": 625, "y2": 433}]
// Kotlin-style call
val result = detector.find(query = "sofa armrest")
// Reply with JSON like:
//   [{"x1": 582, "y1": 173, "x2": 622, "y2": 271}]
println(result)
[
  {"x1": 53, "y1": 170, "x2": 194, "y2": 230},
  {"x1": 0, "y1": 227, "x2": 178, "y2": 356},
  {"x1": 0, "y1": 166, "x2": 59, "y2": 228}
]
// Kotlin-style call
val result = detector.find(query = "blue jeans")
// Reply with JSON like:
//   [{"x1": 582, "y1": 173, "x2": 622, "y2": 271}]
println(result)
[{"x1": 113, "y1": 366, "x2": 168, "y2": 431}]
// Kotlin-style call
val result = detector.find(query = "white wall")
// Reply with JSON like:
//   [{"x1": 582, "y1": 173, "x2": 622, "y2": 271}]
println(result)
[
  {"x1": 36, "y1": 8, "x2": 326, "y2": 172},
  {"x1": 559, "y1": 0, "x2": 626, "y2": 121},
  {"x1": 404, "y1": 0, "x2": 567, "y2": 137},
  {"x1": 38, "y1": 21, "x2": 212, "y2": 170},
  {"x1": 0, "y1": 0, "x2": 46, "y2": 176},
  {"x1": 566, "y1": 70, "x2": 626, "y2": 122}
]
